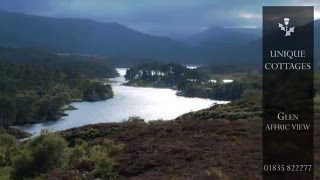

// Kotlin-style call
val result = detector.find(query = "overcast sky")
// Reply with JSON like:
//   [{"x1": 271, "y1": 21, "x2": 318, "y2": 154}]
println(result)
[{"x1": 0, "y1": 0, "x2": 319, "y2": 37}]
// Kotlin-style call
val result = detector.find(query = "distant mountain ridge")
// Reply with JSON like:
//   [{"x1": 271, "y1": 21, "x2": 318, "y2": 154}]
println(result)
[
  {"x1": 184, "y1": 26, "x2": 261, "y2": 47},
  {"x1": 315, "y1": 20, "x2": 320, "y2": 61},
  {"x1": 0, "y1": 10, "x2": 191, "y2": 61},
  {"x1": 0, "y1": 10, "x2": 318, "y2": 64}
]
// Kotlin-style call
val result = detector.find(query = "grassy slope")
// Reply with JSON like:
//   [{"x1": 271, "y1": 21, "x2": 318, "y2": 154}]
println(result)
[
  {"x1": 61, "y1": 119, "x2": 261, "y2": 179},
  {"x1": 50, "y1": 97, "x2": 319, "y2": 179}
]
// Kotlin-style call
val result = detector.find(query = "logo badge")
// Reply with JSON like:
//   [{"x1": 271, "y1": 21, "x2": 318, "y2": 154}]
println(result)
[{"x1": 278, "y1": 18, "x2": 295, "y2": 36}]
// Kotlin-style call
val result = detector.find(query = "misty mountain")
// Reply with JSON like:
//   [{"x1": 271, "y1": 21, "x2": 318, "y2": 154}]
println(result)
[
  {"x1": 181, "y1": 26, "x2": 261, "y2": 62},
  {"x1": 229, "y1": 19, "x2": 320, "y2": 64},
  {"x1": 0, "y1": 10, "x2": 318, "y2": 65},
  {"x1": 315, "y1": 20, "x2": 320, "y2": 61},
  {"x1": 0, "y1": 10, "x2": 191, "y2": 62},
  {"x1": 184, "y1": 26, "x2": 261, "y2": 48}
]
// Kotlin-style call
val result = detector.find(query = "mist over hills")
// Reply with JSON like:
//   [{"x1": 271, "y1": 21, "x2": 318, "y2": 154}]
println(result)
[
  {"x1": 0, "y1": 10, "x2": 191, "y2": 62},
  {"x1": 239, "y1": 19, "x2": 320, "y2": 64},
  {"x1": 0, "y1": 10, "x2": 318, "y2": 65},
  {"x1": 316, "y1": 20, "x2": 320, "y2": 61},
  {"x1": 184, "y1": 26, "x2": 261, "y2": 47}
]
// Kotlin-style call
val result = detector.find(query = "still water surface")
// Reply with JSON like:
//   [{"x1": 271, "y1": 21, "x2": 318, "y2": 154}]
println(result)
[{"x1": 16, "y1": 68, "x2": 228, "y2": 134}]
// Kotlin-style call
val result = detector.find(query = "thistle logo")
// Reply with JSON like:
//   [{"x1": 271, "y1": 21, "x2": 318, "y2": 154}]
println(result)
[{"x1": 278, "y1": 18, "x2": 295, "y2": 36}]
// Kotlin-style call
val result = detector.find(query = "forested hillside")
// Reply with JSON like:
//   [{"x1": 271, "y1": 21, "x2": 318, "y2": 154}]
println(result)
[
  {"x1": 125, "y1": 63, "x2": 261, "y2": 101},
  {"x1": 0, "y1": 48, "x2": 118, "y2": 127}
]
